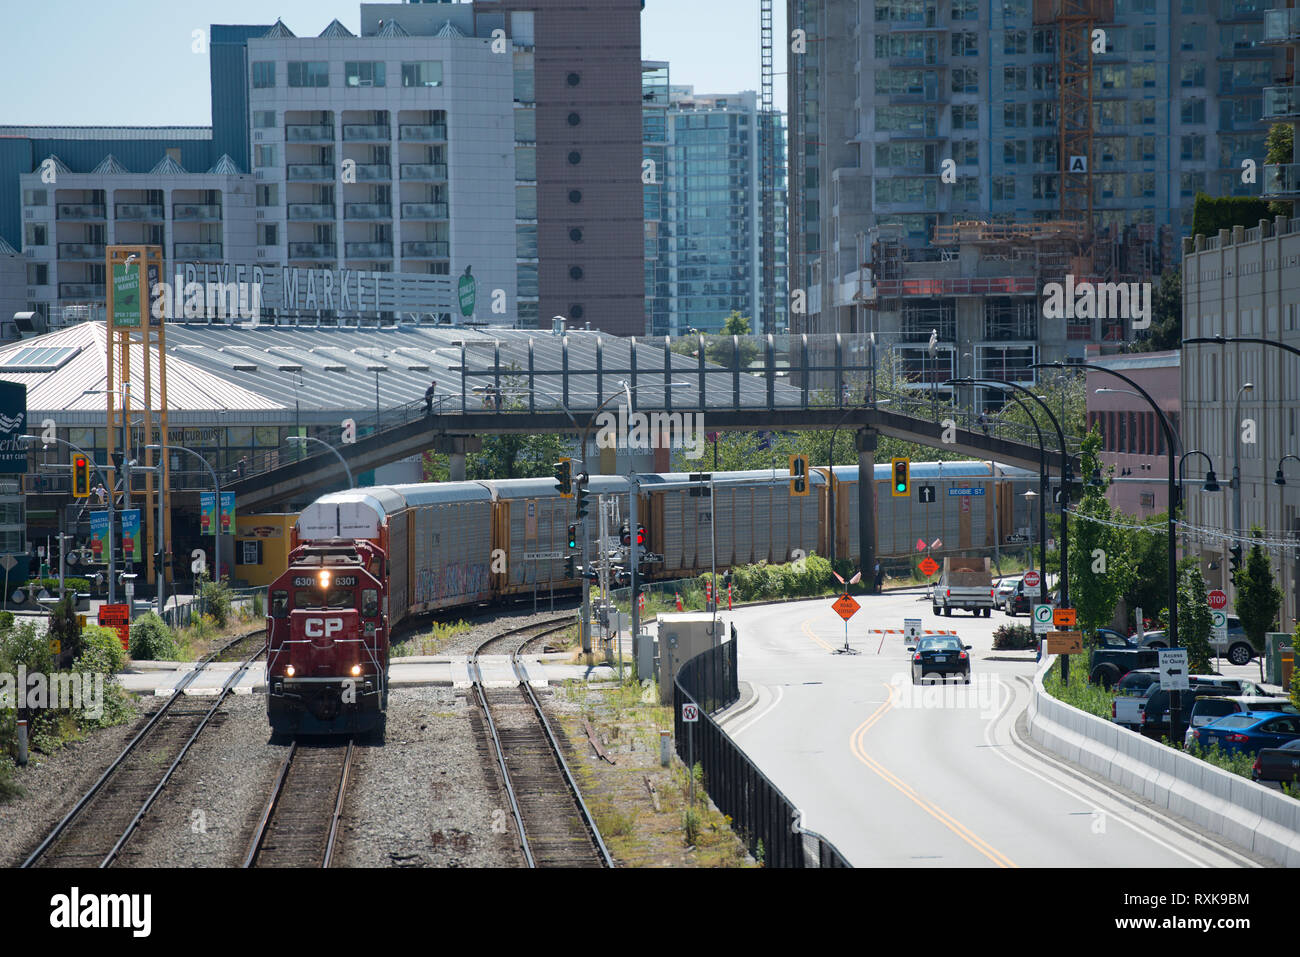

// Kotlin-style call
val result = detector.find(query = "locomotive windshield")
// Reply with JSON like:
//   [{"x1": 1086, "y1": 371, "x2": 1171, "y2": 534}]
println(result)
[{"x1": 293, "y1": 588, "x2": 355, "y2": 609}]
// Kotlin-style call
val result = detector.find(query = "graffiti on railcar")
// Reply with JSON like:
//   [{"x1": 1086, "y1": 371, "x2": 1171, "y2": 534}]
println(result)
[{"x1": 414, "y1": 562, "x2": 491, "y2": 603}]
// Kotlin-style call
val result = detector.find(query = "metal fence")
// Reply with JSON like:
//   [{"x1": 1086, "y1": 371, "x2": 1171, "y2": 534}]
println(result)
[{"x1": 673, "y1": 638, "x2": 851, "y2": 867}]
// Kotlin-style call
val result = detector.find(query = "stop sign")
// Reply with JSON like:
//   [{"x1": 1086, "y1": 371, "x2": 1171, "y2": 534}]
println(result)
[
  {"x1": 1023, "y1": 570, "x2": 1041, "y2": 588},
  {"x1": 1208, "y1": 589, "x2": 1228, "y2": 611}
]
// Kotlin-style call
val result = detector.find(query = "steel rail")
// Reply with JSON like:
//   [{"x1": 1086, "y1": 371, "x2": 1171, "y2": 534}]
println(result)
[
  {"x1": 510, "y1": 631, "x2": 614, "y2": 868},
  {"x1": 20, "y1": 628, "x2": 264, "y2": 869},
  {"x1": 101, "y1": 646, "x2": 264, "y2": 867},
  {"x1": 323, "y1": 739, "x2": 354, "y2": 868},
  {"x1": 243, "y1": 741, "x2": 297, "y2": 868}
]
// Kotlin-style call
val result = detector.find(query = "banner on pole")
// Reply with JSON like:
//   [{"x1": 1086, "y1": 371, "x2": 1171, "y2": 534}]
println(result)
[
  {"x1": 89, "y1": 511, "x2": 110, "y2": 560},
  {"x1": 120, "y1": 509, "x2": 141, "y2": 562}
]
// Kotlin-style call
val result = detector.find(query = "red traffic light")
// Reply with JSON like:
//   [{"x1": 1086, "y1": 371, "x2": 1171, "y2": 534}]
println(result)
[{"x1": 636, "y1": 525, "x2": 646, "y2": 547}]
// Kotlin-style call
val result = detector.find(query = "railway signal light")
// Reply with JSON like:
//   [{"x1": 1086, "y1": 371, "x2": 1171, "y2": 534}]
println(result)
[
  {"x1": 71, "y1": 455, "x2": 91, "y2": 498},
  {"x1": 576, "y1": 484, "x2": 590, "y2": 519},
  {"x1": 636, "y1": 524, "x2": 646, "y2": 547},
  {"x1": 568, "y1": 523, "x2": 578, "y2": 550},
  {"x1": 620, "y1": 521, "x2": 631, "y2": 547},
  {"x1": 553, "y1": 458, "x2": 573, "y2": 497},
  {"x1": 789, "y1": 454, "x2": 809, "y2": 496},
  {"x1": 891, "y1": 457, "x2": 910, "y2": 497},
  {"x1": 564, "y1": 555, "x2": 576, "y2": 578}
]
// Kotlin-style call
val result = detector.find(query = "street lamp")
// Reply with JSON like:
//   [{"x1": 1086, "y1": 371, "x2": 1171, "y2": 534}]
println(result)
[
  {"x1": 150, "y1": 443, "x2": 224, "y2": 586},
  {"x1": 1274, "y1": 453, "x2": 1300, "y2": 486},
  {"x1": 286, "y1": 435, "x2": 354, "y2": 489}
]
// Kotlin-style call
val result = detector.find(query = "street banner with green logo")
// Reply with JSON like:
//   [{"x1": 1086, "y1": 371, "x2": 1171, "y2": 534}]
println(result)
[
  {"x1": 200, "y1": 491, "x2": 215, "y2": 535},
  {"x1": 458, "y1": 265, "x2": 476, "y2": 316},
  {"x1": 120, "y1": 509, "x2": 141, "y2": 562},
  {"x1": 220, "y1": 491, "x2": 235, "y2": 535},
  {"x1": 112, "y1": 262, "x2": 142, "y2": 328},
  {"x1": 89, "y1": 511, "x2": 110, "y2": 561},
  {"x1": 0, "y1": 380, "x2": 27, "y2": 473}
]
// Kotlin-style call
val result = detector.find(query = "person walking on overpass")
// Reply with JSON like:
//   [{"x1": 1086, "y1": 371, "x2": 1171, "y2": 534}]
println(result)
[{"x1": 424, "y1": 380, "x2": 438, "y2": 415}]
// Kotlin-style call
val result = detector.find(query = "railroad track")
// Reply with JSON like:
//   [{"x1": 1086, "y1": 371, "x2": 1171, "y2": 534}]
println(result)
[
  {"x1": 21, "y1": 629, "x2": 265, "y2": 869},
  {"x1": 472, "y1": 617, "x2": 613, "y2": 868},
  {"x1": 244, "y1": 738, "x2": 354, "y2": 868}
]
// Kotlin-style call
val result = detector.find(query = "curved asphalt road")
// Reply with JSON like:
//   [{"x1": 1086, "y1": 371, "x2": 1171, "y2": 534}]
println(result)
[{"x1": 714, "y1": 591, "x2": 1262, "y2": 868}]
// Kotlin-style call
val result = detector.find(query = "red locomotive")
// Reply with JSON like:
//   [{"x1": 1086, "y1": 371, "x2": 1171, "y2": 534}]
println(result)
[{"x1": 266, "y1": 538, "x2": 389, "y2": 737}]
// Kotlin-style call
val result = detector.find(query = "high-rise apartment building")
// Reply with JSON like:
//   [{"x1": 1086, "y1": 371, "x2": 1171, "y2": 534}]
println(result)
[{"x1": 788, "y1": 0, "x2": 1284, "y2": 337}]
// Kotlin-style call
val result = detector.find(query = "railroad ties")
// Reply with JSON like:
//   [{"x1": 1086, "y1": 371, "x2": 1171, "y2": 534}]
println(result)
[{"x1": 244, "y1": 739, "x2": 353, "y2": 868}]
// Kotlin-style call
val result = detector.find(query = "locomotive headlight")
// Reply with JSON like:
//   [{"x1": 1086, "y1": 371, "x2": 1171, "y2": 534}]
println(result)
[
  {"x1": 350, "y1": 664, "x2": 361, "y2": 676},
  {"x1": 285, "y1": 664, "x2": 296, "y2": 677},
  {"x1": 318, "y1": 570, "x2": 331, "y2": 588}
]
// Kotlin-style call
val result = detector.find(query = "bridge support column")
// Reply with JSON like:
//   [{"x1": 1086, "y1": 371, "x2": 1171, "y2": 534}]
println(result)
[
  {"x1": 431, "y1": 435, "x2": 482, "y2": 482},
  {"x1": 855, "y1": 428, "x2": 877, "y2": 586}
]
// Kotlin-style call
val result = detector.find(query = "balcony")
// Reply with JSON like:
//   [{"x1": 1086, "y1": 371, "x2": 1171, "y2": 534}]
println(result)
[
  {"x1": 1262, "y1": 86, "x2": 1300, "y2": 119},
  {"x1": 173, "y1": 203, "x2": 222, "y2": 221},
  {"x1": 1263, "y1": 162, "x2": 1300, "y2": 198},
  {"x1": 1264, "y1": 8, "x2": 1300, "y2": 42},
  {"x1": 56, "y1": 204, "x2": 105, "y2": 220},
  {"x1": 343, "y1": 124, "x2": 391, "y2": 141},
  {"x1": 400, "y1": 202, "x2": 448, "y2": 219},
  {"x1": 351, "y1": 163, "x2": 391, "y2": 182},
  {"x1": 57, "y1": 243, "x2": 105, "y2": 260},
  {"x1": 287, "y1": 203, "x2": 335, "y2": 221},
  {"x1": 399, "y1": 124, "x2": 447, "y2": 141},
  {"x1": 175, "y1": 243, "x2": 223, "y2": 259},
  {"x1": 289, "y1": 242, "x2": 335, "y2": 258},
  {"x1": 344, "y1": 241, "x2": 393, "y2": 258},
  {"x1": 59, "y1": 282, "x2": 106, "y2": 298},
  {"x1": 114, "y1": 203, "x2": 164, "y2": 220},
  {"x1": 400, "y1": 163, "x2": 447, "y2": 181},
  {"x1": 287, "y1": 164, "x2": 335, "y2": 182},
  {"x1": 344, "y1": 203, "x2": 392, "y2": 219},
  {"x1": 286, "y1": 125, "x2": 335, "y2": 142},
  {"x1": 401, "y1": 241, "x2": 449, "y2": 258}
]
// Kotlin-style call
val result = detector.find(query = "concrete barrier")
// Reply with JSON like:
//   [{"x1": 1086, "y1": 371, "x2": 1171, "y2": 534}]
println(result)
[{"x1": 1028, "y1": 655, "x2": 1300, "y2": 867}]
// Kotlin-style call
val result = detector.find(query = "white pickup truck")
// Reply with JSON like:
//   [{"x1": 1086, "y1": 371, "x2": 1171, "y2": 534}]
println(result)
[
  {"x1": 931, "y1": 556, "x2": 994, "y2": 618},
  {"x1": 1111, "y1": 668, "x2": 1159, "y2": 730}
]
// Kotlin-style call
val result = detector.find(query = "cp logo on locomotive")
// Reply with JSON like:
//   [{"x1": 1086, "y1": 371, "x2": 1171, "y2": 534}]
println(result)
[{"x1": 304, "y1": 617, "x2": 345, "y2": 638}]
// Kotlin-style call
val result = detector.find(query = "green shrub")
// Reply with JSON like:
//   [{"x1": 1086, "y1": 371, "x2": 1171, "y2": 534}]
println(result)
[
  {"x1": 129, "y1": 612, "x2": 180, "y2": 661},
  {"x1": 992, "y1": 623, "x2": 1036, "y2": 651},
  {"x1": 252, "y1": 589, "x2": 264, "y2": 618},
  {"x1": 28, "y1": 577, "x2": 91, "y2": 597},
  {"x1": 1191, "y1": 193, "x2": 1270, "y2": 238},
  {"x1": 72, "y1": 639, "x2": 134, "y2": 729},
  {"x1": 80, "y1": 624, "x2": 126, "y2": 674},
  {"x1": 199, "y1": 577, "x2": 232, "y2": 627},
  {"x1": 0, "y1": 611, "x2": 13, "y2": 631},
  {"x1": 0, "y1": 755, "x2": 21, "y2": 801}
]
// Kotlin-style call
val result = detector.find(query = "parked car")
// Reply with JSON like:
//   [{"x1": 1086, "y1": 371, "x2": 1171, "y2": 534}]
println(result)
[
  {"x1": 1112, "y1": 668, "x2": 1160, "y2": 730},
  {"x1": 1134, "y1": 617, "x2": 1254, "y2": 665},
  {"x1": 1252, "y1": 739, "x2": 1300, "y2": 787},
  {"x1": 1004, "y1": 577, "x2": 1043, "y2": 616},
  {"x1": 1182, "y1": 696, "x2": 1298, "y2": 748},
  {"x1": 1138, "y1": 677, "x2": 1259, "y2": 740},
  {"x1": 994, "y1": 576, "x2": 1021, "y2": 611},
  {"x1": 1190, "y1": 711, "x2": 1300, "y2": 756},
  {"x1": 908, "y1": 635, "x2": 973, "y2": 684},
  {"x1": 1089, "y1": 632, "x2": 1159, "y2": 688}
]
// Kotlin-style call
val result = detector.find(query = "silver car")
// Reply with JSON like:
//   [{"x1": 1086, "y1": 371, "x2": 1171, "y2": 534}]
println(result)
[{"x1": 994, "y1": 576, "x2": 1021, "y2": 611}]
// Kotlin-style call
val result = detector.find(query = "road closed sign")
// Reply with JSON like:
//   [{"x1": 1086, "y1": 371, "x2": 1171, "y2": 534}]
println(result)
[{"x1": 832, "y1": 593, "x2": 861, "y2": 621}]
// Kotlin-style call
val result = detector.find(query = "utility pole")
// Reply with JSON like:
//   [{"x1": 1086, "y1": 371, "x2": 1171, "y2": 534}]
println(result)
[{"x1": 629, "y1": 472, "x2": 641, "y2": 678}]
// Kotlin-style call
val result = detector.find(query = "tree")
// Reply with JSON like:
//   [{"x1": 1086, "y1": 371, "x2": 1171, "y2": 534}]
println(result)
[
  {"x1": 722, "y1": 311, "x2": 751, "y2": 337},
  {"x1": 1191, "y1": 192, "x2": 1271, "y2": 238},
  {"x1": 1067, "y1": 430, "x2": 1136, "y2": 643},
  {"x1": 1235, "y1": 529, "x2": 1283, "y2": 682},
  {"x1": 1291, "y1": 621, "x2": 1300, "y2": 713},
  {"x1": 47, "y1": 593, "x2": 82, "y2": 667},
  {"x1": 992, "y1": 368, "x2": 1086, "y2": 443},
  {"x1": 1132, "y1": 270, "x2": 1181, "y2": 353},
  {"x1": 1266, "y1": 123, "x2": 1294, "y2": 219},
  {"x1": 1177, "y1": 563, "x2": 1215, "y2": 675},
  {"x1": 1119, "y1": 513, "x2": 1171, "y2": 629}
]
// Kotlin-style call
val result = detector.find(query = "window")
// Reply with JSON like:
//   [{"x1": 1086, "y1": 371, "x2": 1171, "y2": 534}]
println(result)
[
  {"x1": 952, "y1": 0, "x2": 978, "y2": 18},
  {"x1": 24, "y1": 224, "x2": 46, "y2": 246},
  {"x1": 1181, "y1": 99, "x2": 1206, "y2": 124},
  {"x1": 1004, "y1": 67, "x2": 1026, "y2": 92},
  {"x1": 1032, "y1": 29, "x2": 1055, "y2": 54},
  {"x1": 1031, "y1": 174, "x2": 1057, "y2": 199},
  {"x1": 271, "y1": 590, "x2": 288, "y2": 617},
  {"x1": 1131, "y1": 64, "x2": 1156, "y2": 89},
  {"x1": 514, "y1": 109, "x2": 536, "y2": 141},
  {"x1": 254, "y1": 110, "x2": 276, "y2": 128},
  {"x1": 951, "y1": 32, "x2": 979, "y2": 57},
  {"x1": 951, "y1": 68, "x2": 978, "y2": 93},
  {"x1": 1004, "y1": 103, "x2": 1027, "y2": 128},
  {"x1": 362, "y1": 589, "x2": 378, "y2": 618},
  {"x1": 953, "y1": 139, "x2": 979, "y2": 165},
  {"x1": 1134, "y1": 136, "x2": 1155, "y2": 162},
  {"x1": 1032, "y1": 139, "x2": 1056, "y2": 165},
  {"x1": 1181, "y1": 63, "x2": 1205, "y2": 88},
  {"x1": 240, "y1": 540, "x2": 263, "y2": 565},
  {"x1": 252, "y1": 62, "x2": 275, "y2": 89},
  {"x1": 287, "y1": 61, "x2": 329, "y2": 88},
  {"x1": 401, "y1": 61, "x2": 443, "y2": 88},
  {"x1": 1135, "y1": 26, "x2": 1156, "y2": 51},
  {"x1": 515, "y1": 146, "x2": 536, "y2": 181},
  {"x1": 954, "y1": 176, "x2": 980, "y2": 201},
  {"x1": 26, "y1": 263, "x2": 48, "y2": 285},
  {"x1": 345, "y1": 61, "x2": 386, "y2": 87},
  {"x1": 256, "y1": 184, "x2": 278, "y2": 206},
  {"x1": 1032, "y1": 102, "x2": 1056, "y2": 128},
  {"x1": 1003, "y1": 140, "x2": 1027, "y2": 165},
  {"x1": 952, "y1": 105, "x2": 979, "y2": 130},
  {"x1": 1004, "y1": 30, "x2": 1027, "y2": 55},
  {"x1": 992, "y1": 175, "x2": 1016, "y2": 200},
  {"x1": 1181, "y1": 24, "x2": 1205, "y2": 51},
  {"x1": 258, "y1": 223, "x2": 278, "y2": 246},
  {"x1": 516, "y1": 186, "x2": 537, "y2": 220},
  {"x1": 254, "y1": 145, "x2": 277, "y2": 168},
  {"x1": 23, "y1": 189, "x2": 46, "y2": 207}
]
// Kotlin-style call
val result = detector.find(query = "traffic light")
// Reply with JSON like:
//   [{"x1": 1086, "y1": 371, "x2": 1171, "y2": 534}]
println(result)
[
  {"x1": 789, "y1": 454, "x2": 809, "y2": 496},
  {"x1": 553, "y1": 458, "x2": 572, "y2": 497},
  {"x1": 568, "y1": 523, "x2": 578, "y2": 550},
  {"x1": 575, "y1": 471, "x2": 590, "y2": 518},
  {"x1": 620, "y1": 521, "x2": 631, "y2": 547},
  {"x1": 564, "y1": 555, "x2": 576, "y2": 578},
  {"x1": 636, "y1": 524, "x2": 646, "y2": 547},
  {"x1": 891, "y1": 457, "x2": 910, "y2": 497},
  {"x1": 1229, "y1": 543, "x2": 1244, "y2": 576},
  {"x1": 72, "y1": 455, "x2": 91, "y2": 499}
]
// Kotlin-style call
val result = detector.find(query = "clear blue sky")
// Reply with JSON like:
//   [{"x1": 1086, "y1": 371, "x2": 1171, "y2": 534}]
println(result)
[{"x1": 1, "y1": 0, "x2": 786, "y2": 126}]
